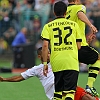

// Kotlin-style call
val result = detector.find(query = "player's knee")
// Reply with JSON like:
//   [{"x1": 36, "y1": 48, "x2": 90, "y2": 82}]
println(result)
[{"x1": 91, "y1": 59, "x2": 100, "y2": 69}]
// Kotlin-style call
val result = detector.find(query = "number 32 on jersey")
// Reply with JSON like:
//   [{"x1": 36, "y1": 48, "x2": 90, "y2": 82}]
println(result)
[{"x1": 53, "y1": 26, "x2": 72, "y2": 46}]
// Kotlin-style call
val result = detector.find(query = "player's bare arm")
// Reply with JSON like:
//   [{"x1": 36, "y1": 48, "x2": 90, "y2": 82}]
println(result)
[
  {"x1": 76, "y1": 42, "x2": 81, "y2": 50},
  {"x1": 77, "y1": 11, "x2": 98, "y2": 34},
  {"x1": 42, "y1": 40, "x2": 49, "y2": 77},
  {"x1": 0, "y1": 75, "x2": 24, "y2": 82},
  {"x1": 77, "y1": 11, "x2": 98, "y2": 43}
]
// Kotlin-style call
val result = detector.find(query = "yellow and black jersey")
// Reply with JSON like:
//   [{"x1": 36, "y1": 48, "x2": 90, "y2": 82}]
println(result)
[
  {"x1": 65, "y1": 4, "x2": 88, "y2": 46},
  {"x1": 41, "y1": 17, "x2": 82, "y2": 72}
]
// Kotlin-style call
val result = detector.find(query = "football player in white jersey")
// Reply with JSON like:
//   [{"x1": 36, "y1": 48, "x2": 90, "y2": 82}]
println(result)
[{"x1": 0, "y1": 47, "x2": 54, "y2": 100}]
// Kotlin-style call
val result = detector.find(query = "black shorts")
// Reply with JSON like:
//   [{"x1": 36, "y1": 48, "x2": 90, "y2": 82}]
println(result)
[
  {"x1": 78, "y1": 46, "x2": 99, "y2": 65},
  {"x1": 53, "y1": 70, "x2": 79, "y2": 92}
]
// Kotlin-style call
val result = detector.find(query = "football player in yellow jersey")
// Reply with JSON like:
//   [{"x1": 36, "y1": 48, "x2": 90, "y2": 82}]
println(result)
[
  {"x1": 66, "y1": 0, "x2": 100, "y2": 97},
  {"x1": 41, "y1": 1, "x2": 82, "y2": 100}
]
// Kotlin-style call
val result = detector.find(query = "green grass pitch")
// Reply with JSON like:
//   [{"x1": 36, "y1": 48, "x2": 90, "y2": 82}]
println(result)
[{"x1": 0, "y1": 73, "x2": 100, "y2": 100}]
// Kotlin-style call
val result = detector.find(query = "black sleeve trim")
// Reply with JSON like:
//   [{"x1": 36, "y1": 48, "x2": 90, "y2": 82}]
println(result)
[
  {"x1": 41, "y1": 36, "x2": 50, "y2": 42},
  {"x1": 41, "y1": 36, "x2": 43, "y2": 40},
  {"x1": 77, "y1": 10, "x2": 84, "y2": 13},
  {"x1": 76, "y1": 39, "x2": 82, "y2": 42}
]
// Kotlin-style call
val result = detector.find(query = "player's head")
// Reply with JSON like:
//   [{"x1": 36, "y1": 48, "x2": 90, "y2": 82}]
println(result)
[
  {"x1": 21, "y1": 27, "x2": 27, "y2": 35},
  {"x1": 53, "y1": 1, "x2": 67, "y2": 17},
  {"x1": 37, "y1": 47, "x2": 50, "y2": 63}
]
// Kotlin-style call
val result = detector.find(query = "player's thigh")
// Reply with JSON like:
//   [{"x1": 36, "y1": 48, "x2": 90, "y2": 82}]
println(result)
[
  {"x1": 63, "y1": 70, "x2": 79, "y2": 92},
  {"x1": 78, "y1": 46, "x2": 99, "y2": 64}
]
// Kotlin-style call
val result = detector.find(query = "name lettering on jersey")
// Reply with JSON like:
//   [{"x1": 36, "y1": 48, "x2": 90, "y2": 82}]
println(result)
[
  {"x1": 54, "y1": 47, "x2": 73, "y2": 51},
  {"x1": 48, "y1": 21, "x2": 75, "y2": 27}
]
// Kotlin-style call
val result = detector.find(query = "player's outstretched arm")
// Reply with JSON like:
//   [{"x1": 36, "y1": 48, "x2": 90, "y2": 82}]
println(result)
[
  {"x1": 77, "y1": 11, "x2": 98, "y2": 34},
  {"x1": 43, "y1": 65, "x2": 48, "y2": 77},
  {"x1": 0, "y1": 75, "x2": 25, "y2": 82},
  {"x1": 42, "y1": 40, "x2": 49, "y2": 77}
]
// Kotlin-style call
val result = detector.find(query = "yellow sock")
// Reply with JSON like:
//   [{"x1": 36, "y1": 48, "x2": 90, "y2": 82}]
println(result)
[
  {"x1": 87, "y1": 60, "x2": 100, "y2": 87},
  {"x1": 87, "y1": 77, "x2": 95, "y2": 87}
]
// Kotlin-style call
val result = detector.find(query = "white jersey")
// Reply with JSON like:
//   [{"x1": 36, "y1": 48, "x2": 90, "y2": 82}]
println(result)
[{"x1": 21, "y1": 63, "x2": 54, "y2": 100}]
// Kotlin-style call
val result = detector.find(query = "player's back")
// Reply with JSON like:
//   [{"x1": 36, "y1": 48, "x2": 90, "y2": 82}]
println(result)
[
  {"x1": 66, "y1": 4, "x2": 88, "y2": 46},
  {"x1": 42, "y1": 17, "x2": 81, "y2": 72}
]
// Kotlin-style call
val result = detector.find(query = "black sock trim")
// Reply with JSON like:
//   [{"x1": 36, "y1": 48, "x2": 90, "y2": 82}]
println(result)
[
  {"x1": 89, "y1": 67, "x2": 99, "y2": 71},
  {"x1": 89, "y1": 73, "x2": 97, "y2": 78},
  {"x1": 54, "y1": 93, "x2": 62, "y2": 99}
]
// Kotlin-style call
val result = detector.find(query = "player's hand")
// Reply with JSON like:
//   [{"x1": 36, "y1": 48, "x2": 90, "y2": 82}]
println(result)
[
  {"x1": 90, "y1": 24, "x2": 98, "y2": 34},
  {"x1": 0, "y1": 76, "x2": 3, "y2": 82},
  {"x1": 87, "y1": 33, "x2": 96, "y2": 44},
  {"x1": 43, "y1": 65, "x2": 48, "y2": 77}
]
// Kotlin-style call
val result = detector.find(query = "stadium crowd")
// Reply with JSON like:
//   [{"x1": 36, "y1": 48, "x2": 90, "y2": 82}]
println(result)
[{"x1": 0, "y1": 0, "x2": 100, "y2": 58}]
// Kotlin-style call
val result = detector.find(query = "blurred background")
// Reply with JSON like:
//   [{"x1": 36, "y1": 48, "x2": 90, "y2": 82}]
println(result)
[{"x1": 0, "y1": 0, "x2": 100, "y2": 72}]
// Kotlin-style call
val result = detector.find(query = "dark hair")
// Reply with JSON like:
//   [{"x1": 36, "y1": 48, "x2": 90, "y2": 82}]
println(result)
[
  {"x1": 68, "y1": 0, "x2": 76, "y2": 3},
  {"x1": 37, "y1": 47, "x2": 42, "y2": 55},
  {"x1": 54, "y1": 1, "x2": 67, "y2": 16}
]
